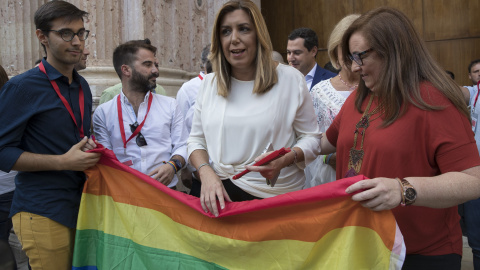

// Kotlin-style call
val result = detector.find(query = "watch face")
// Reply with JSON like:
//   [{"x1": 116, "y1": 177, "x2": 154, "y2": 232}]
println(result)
[
  {"x1": 173, "y1": 159, "x2": 182, "y2": 170},
  {"x1": 405, "y1": 187, "x2": 417, "y2": 201}
]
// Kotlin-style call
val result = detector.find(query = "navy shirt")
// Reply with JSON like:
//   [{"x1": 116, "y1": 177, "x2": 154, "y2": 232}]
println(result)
[{"x1": 0, "y1": 59, "x2": 93, "y2": 228}]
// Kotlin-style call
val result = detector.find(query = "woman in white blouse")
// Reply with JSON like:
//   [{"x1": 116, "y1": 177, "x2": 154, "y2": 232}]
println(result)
[
  {"x1": 187, "y1": 0, "x2": 320, "y2": 217},
  {"x1": 305, "y1": 14, "x2": 361, "y2": 188}
]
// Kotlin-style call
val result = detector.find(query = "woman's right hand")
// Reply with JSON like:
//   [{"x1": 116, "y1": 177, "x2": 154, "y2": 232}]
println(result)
[{"x1": 199, "y1": 167, "x2": 232, "y2": 217}]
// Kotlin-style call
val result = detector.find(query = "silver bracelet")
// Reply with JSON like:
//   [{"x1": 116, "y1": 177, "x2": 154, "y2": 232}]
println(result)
[
  {"x1": 288, "y1": 149, "x2": 298, "y2": 166},
  {"x1": 197, "y1": 163, "x2": 210, "y2": 171}
]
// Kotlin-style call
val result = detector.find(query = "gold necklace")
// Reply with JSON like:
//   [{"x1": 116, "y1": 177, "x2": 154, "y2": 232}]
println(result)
[
  {"x1": 345, "y1": 95, "x2": 383, "y2": 178},
  {"x1": 338, "y1": 73, "x2": 358, "y2": 91}
]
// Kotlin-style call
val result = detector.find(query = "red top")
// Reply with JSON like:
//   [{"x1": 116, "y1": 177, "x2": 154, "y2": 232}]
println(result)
[{"x1": 327, "y1": 82, "x2": 480, "y2": 256}]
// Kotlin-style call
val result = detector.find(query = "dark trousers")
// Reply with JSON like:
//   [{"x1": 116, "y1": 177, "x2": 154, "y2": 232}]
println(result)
[
  {"x1": 402, "y1": 254, "x2": 461, "y2": 270},
  {"x1": 463, "y1": 198, "x2": 480, "y2": 270},
  {"x1": 190, "y1": 178, "x2": 261, "y2": 202},
  {"x1": 0, "y1": 190, "x2": 17, "y2": 270}
]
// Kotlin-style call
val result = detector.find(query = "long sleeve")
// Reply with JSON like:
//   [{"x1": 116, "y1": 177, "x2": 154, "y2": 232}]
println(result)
[
  {"x1": 92, "y1": 102, "x2": 113, "y2": 150},
  {"x1": 169, "y1": 100, "x2": 188, "y2": 162}
]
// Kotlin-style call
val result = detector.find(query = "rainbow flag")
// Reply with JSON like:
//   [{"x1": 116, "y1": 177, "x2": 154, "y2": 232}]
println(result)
[{"x1": 73, "y1": 148, "x2": 405, "y2": 269}]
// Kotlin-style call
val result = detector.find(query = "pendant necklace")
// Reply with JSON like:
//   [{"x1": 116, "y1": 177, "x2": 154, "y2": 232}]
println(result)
[
  {"x1": 338, "y1": 73, "x2": 358, "y2": 91},
  {"x1": 345, "y1": 94, "x2": 383, "y2": 178}
]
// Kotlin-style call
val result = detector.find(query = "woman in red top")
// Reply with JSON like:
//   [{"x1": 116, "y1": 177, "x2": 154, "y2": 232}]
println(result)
[{"x1": 320, "y1": 7, "x2": 480, "y2": 270}]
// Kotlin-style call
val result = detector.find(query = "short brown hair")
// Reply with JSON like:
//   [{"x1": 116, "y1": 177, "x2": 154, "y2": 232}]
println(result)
[
  {"x1": 112, "y1": 39, "x2": 157, "y2": 79},
  {"x1": 35, "y1": 1, "x2": 89, "y2": 55}
]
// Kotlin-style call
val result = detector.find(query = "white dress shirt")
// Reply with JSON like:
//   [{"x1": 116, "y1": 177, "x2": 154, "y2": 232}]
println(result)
[
  {"x1": 305, "y1": 63, "x2": 318, "y2": 90},
  {"x1": 0, "y1": 171, "x2": 16, "y2": 194},
  {"x1": 93, "y1": 91, "x2": 188, "y2": 188},
  {"x1": 176, "y1": 71, "x2": 204, "y2": 133},
  {"x1": 188, "y1": 64, "x2": 321, "y2": 198}
]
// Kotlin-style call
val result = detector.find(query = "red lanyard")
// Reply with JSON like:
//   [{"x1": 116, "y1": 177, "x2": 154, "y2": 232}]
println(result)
[
  {"x1": 39, "y1": 62, "x2": 85, "y2": 138},
  {"x1": 117, "y1": 93, "x2": 153, "y2": 149},
  {"x1": 198, "y1": 73, "x2": 204, "y2": 80},
  {"x1": 474, "y1": 81, "x2": 480, "y2": 109}
]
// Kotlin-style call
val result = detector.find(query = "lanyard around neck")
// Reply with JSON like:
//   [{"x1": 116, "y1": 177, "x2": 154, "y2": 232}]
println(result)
[
  {"x1": 39, "y1": 62, "x2": 85, "y2": 138},
  {"x1": 474, "y1": 80, "x2": 480, "y2": 109},
  {"x1": 117, "y1": 93, "x2": 153, "y2": 149}
]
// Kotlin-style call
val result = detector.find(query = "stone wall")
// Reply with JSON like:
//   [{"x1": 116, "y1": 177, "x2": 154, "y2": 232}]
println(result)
[{"x1": 0, "y1": 0, "x2": 260, "y2": 106}]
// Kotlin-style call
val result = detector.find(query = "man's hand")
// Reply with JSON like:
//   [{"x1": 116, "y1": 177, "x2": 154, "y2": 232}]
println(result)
[
  {"x1": 81, "y1": 136, "x2": 97, "y2": 152},
  {"x1": 148, "y1": 163, "x2": 175, "y2": 186},
  {"x1": 61, "y1": 137, "x2": 101, "y2": 171}
]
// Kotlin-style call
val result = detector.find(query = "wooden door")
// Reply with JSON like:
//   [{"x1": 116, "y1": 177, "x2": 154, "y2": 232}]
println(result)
[{"x1": 261, "y1": 0, "x2": 480, "y2": 86}]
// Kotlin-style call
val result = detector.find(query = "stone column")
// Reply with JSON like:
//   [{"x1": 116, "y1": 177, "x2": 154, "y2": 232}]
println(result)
[
  {"x1": 0, "y1": 0, "x2": 261, "y2": 107},
  {"x1": 0, "y1": 0, "x2": 44, "y2": 75}
]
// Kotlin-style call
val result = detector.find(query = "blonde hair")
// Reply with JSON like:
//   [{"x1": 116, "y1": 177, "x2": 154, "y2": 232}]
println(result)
[
  {"x1": 327, "y1": 14, "x2": 360, "y2": 70},
  {"x1": 210, "y1": 0, "x2": 277, "y2": 97}
]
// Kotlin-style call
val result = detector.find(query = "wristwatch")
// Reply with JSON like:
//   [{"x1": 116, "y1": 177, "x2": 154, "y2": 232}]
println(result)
[
  {"x1": 171, "y1": 159, "x2": 183, "y2": 171},
  {"x1": 396, "y1": 178, "x2": 417, "y2": 206}
]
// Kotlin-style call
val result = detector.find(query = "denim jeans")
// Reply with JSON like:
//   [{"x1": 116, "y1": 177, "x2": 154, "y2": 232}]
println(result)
[{"x1": 464, "y1": 197, "x2": 480, "y2": 270}]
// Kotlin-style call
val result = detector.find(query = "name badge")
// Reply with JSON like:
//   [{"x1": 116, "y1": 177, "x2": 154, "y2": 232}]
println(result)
[
  {"x1": 472, "y1": 112, "x2": 479, "y2": 133},
  {"x1": 122, "y1": 160, "x2": 134, "y2": 166}
]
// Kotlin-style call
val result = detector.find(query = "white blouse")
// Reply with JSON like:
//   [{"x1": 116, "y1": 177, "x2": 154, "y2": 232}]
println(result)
[{"x1": 187, "y1": 64, "x2": 321, "y2": 198}]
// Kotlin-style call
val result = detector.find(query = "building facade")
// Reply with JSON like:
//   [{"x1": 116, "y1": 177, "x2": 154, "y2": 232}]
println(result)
[{"x1": 0, "y1": 0, "x2": 260, "y2": 106}]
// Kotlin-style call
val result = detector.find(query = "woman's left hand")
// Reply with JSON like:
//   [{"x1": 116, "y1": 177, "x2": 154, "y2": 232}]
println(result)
[
  {"x1": 345, "y1": 177, "x2": 403, "y2": 211},
  {"x1": 245, "y1": 151, "x2": 283, "y2": 183}
]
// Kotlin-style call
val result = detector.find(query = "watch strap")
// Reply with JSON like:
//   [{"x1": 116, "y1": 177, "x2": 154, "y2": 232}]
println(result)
[
  {"x1": 395, "y1": 178, "x2": 406, "y2": 206},
  {"x1": 396, "y1": 177, "x2": 416, "y2": 206}
]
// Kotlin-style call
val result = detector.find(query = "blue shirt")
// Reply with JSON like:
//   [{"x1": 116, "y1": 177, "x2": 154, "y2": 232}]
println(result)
[{"x1": 0, "y1": 59, "x2": 93, "y2": 228}]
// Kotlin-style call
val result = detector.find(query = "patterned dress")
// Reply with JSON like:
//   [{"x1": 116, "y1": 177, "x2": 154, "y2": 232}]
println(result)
[{"x1": 304, "y1": 79, "x2": 353, "y2": 188}]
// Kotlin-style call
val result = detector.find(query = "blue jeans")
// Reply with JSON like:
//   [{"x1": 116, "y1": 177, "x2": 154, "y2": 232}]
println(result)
[{"x1": 464, "y1": 197, "x2": 480, "y2": 270}]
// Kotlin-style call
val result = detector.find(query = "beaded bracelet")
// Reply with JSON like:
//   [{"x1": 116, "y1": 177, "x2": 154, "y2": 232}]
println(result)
[
  {"x1": 163, "y1": 161, "x2": 178, "y2": 173},
  {"x1": 288, "y1": 149, "x2": 298, "y2": 166},
  {"x1": 325, "y1": 153, "x2": 333, "y2": 165},
  {"x1": 197, "y1": 163, "x2": 210, "y2": 171}
]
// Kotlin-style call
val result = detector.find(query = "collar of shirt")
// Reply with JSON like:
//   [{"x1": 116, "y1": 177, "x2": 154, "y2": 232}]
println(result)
[
  {"x1": 41, "y1": 58, "x2": 81, "y2": 84},
  {"x1": 305, "y1": 63, "x2": 317, "y2": 89},
  {"x1": 120, "y1": 90, "x2": 152, "y2": 123}
]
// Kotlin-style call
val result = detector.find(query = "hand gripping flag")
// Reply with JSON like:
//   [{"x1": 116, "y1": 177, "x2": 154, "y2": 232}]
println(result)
[{"x1": 73, "y1": 147, "x2": 405, "y2": 270}]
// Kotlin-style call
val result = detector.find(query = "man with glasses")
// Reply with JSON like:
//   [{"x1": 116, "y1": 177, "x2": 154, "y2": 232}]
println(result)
[
  {"x1": 93, "y1": 40, "x2": 187, "y2": 189},
  {"x1": 0, "y1": 1, "x2": 100, "y2": 269},
  {"x1": 286, "y1": 28, "x2": 336, "y2": 90}
]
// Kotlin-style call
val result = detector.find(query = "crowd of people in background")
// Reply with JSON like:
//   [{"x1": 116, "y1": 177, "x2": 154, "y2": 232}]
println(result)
[{"x1": 0, "y1": 1, "x2": 479, "y2": 270}]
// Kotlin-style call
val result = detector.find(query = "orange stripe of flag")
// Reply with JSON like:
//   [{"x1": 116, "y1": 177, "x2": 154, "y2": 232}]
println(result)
[{"x1": 85, "y1": 163, "x2": 396, "y2": 249}]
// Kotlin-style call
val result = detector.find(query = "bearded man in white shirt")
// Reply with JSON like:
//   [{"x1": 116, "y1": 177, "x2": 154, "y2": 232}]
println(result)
[{"x1": 93, "y1": 40, "x2": 188, "y2": 188}]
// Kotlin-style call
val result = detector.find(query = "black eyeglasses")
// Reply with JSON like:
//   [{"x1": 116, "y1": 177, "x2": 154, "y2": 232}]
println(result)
[
  {"x1": 43, "y1": 29, "x2": 90, "y2": 42},
  {"x1": 129, "y1": 122, "x2": 147, "y2": 147},
  {"x1": 349, "y1": 48, "x2": 373, "y2": 66}
]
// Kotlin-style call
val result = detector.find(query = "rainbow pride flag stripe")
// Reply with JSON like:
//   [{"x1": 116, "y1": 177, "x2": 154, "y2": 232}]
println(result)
[{"x1": 73, "y1": 148, "x2": 405, "y2": 269}]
